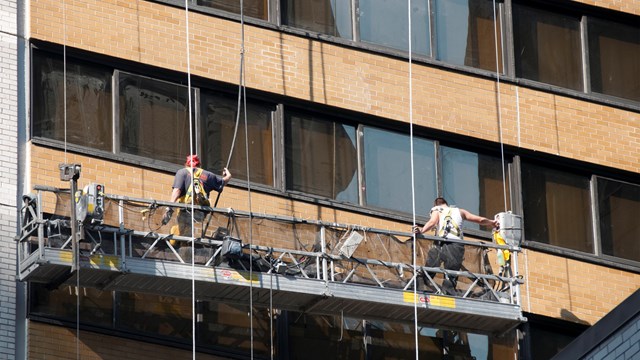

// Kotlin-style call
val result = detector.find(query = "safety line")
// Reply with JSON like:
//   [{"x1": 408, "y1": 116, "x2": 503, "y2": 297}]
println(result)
[
  {"x1": 516, "y1": 86, "x2": 521, "y2": 147},
  {"x1": 231, "y1": 1, "x2": 257, "y2": 358},
  {"x1": 61, "y1": 1, "x2": 80, "y2": 358},
  {"x1": 63, "y1": 1, "x2": 68, "y2": 164},
  {"x1": 181, "y1": 1, "x2": 197, "y2": 358},
  {"x1": 226, "y1": 45, "x2": 243, "y2": 171},
  {"x1": 493, "y1": 0, "x2": 508, "y2": 213},
  {"x1": 406, "y1": 1, "x2": 419, "y2": 359}
]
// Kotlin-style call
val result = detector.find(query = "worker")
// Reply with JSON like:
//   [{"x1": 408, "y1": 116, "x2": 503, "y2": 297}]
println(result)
[
  {"x1": 413, "y1": 197, "x2": 498, "y2": 294},
  {"x1": 162, "y1": 154, "x2": 231, "y2": 238}
]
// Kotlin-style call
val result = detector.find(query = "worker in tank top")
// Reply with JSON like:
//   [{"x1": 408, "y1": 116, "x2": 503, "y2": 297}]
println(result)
[{"x1": 413, "y1": 197, "x2": 498, "y2": 294}]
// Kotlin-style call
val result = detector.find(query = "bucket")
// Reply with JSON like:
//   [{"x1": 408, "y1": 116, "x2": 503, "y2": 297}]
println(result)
[{"x1": 494, "y1": 212, "x2": 523, "y2": 247}]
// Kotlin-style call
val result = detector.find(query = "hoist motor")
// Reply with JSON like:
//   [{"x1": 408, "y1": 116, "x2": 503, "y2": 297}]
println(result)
[
  {"x1": 75, "y1": 183, "x2": 105, "y2": 223},
  {"x1": 494, "y1": 211, "x2": 523, "y2": 247}
]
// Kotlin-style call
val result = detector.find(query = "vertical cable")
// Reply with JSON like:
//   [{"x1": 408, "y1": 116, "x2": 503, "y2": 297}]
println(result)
[
  {"x1": 63, "y1": 0, "x2": 68, "y2": 163},
  {"x1": 516, "y1": 86, "x2": 521, "y2": 147},
  {"x1": 62, "y1": 1, "x2": 79, "y2": 358},
  {"x1": 407, "y1": 1, "x2": 419, "y2": 358},
  {"x1": 182, "y1": 1, "x2": 196, "y2": 358},
  {"x1": 493, "y1": 0, "x2": 508, "y2": 212},
  {"x1": 234, "y1": 1, "x2": 256, "y2": 357}
]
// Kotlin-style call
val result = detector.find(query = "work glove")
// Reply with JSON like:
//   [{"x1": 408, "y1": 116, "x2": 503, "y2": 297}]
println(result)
[{"x1": 161, "y1": 207, "x2": 174, "y2": 225}]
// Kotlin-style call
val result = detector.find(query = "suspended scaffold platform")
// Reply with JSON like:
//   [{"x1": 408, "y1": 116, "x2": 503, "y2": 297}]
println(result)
[{"x1": 17, "y1": 184, "x2": 526, "y2": 336}]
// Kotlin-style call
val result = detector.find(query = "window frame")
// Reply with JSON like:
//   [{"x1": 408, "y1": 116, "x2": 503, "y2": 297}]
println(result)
[
  {"x1": 592, "y1": 175, "x2": 640, "y2": 266},
  {"x1": 157, "y1": 0, "x2": 640, "y2": 111},
  {"x1": 114, "y1": 70, "x2": 201, "y2": 165},
  {"x1": 29, "y1": 44, "x2": 640, "y2": 270},
  {"x1": 516, "y1": 157, "x2": 640, "y2": 270}
]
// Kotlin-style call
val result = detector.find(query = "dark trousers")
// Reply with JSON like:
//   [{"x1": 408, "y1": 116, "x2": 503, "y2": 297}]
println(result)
[{"x1": 424, "y1": 242, "x2": 465, "y2": 291}]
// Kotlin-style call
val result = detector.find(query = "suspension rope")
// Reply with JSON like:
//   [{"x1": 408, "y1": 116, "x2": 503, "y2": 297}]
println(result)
[
  {"x1": 63, "y1": 1, "x2": 68, "y2": 164},
  {"x1": 229, "y1": 1, "x2": 257, "y2": 357},
  {"x1": 493, "y1": 0, "x2": 508, "y2": 212},
  {"x1": 61, "y1": 1, "x2": 80, "y2": 358},
  {"x1": 181, "y1": 1, "x2": 197, "y2": 358},
  {"x1": 406, "y1": 2, "x2": 419, "y2": 359},
  {"x1": 211, "y1": 1, "x2": 246, "y2": 210}
]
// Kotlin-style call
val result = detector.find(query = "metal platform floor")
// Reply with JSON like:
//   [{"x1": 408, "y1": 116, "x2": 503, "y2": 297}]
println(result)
[{"x1": 20, "y1": 247, "x2": 524, "y2": 336}]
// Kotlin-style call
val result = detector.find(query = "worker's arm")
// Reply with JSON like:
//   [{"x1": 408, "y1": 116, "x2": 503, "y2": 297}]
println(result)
[
  {"x1": 222, "y1": 168, "x2": 232, "y2": 184},
  {"x1": 169, "y1": 187, "x2": 182, "y2": 203},
  {"x1": 413, "y1": 210, "x2": 439, "y2": 235},
  {"x1": 460, "y1": 209, "x2": 498, "y2": 228},
  {"x1": 161, "y1": 187, "x2": 181, "y2": 225}
]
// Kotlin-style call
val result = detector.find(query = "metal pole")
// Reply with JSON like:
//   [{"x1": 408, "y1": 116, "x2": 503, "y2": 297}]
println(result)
[
  {"x1": 119, "y1": 200, "x2": 126, "y2": 270},
  {"x1": 320, "y1": 226, "x2": 328, "y2": 282},
  {"x1": 59, "y1": 163, "x2": 81, "y2": 272},
  {"x1": 69, "y1": 175, "x2": 78, "y2": 273},
  {"x1": 512, "y1": 250, "x2": 521, "y2": 306}
]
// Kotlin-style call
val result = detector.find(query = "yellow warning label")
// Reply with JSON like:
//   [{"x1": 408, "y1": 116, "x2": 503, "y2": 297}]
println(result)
[
  {"x1": 60, "y1": 251, "x2": 72, "y2": 263},
  {"x1": 219, "y1": 268, "x2": 259, "y2": 284},
  {"x1": 429, "y1": 295, "x2": 456, "y2": 308},
  {"x1": 88, "y1": 255, "x2": 120, "y2": 269},
  {"x1": 403, "y1": 292, "x2": 428, "y2": 304}
]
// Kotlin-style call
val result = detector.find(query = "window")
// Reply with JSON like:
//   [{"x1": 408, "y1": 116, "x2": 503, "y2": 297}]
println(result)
[
  {"x1": 32, "y1": 52, "x2": 113, "y2": 151},
  {"x1": 521, "y1": 314, "x2": 588, "y2": 360},
  {"x1": 117, "y1": 71, "x2": 196, "y2": 165},
  {"x1": 119, "y1": 293, "x2": 192, "y2": 339},
  {"x1": 285, "y1": 112, "x2": 358, "y2": 203},
  {"x1": 358, "y1": 0, "x2": 431, "y2": 56},
  {"x1": 200, "y1": 302, "x2": 271, "y2": 356},
  {"x1": 441, "y1": 147, "x2": 510, "y2": 231},
  {"x1": 29, "y1": 283, "x2": 113, "y2": 327},
  {"x1": 596, "y1": 177, "x2": 640, "y2": 263},
  {"x1": 513, "y1": 4, "x2": 583, "y2": 91},
  {"x1": 588, "y1": 18, "x2": 640, "y2": 102},
  {"x1": 521, "y1": 162, "x2": 593, "y2": 252},
  {"x1": 368, "y1": 322, "x2": 446, "y2": 358},
  {"x1": 434, "y1": 0, "x2": 504, "y2": 72},
  {"x1": 196, "y1": 0, "x2": 268, "y2": 20},
  {"x1": 282, "y1": 0, "x2": 352, "y2": 39},
  {"x1": 201, "y1": 91, "x2": 275, "y2": 186},
  {"x1": 287, "y1": 313, "x2": 365, "y2": 358},
  {"x1": 362, "y1": 127, "x2": 436, "y2": 215}
]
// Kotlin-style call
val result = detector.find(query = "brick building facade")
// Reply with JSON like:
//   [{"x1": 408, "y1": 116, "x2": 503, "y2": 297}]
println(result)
[{"x1": 3, "y1": 0, "x2": 640, "y2": 359}]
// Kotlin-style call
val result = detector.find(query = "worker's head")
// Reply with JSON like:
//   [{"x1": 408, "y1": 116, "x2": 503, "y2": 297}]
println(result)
[
  {"x1": 434, "y1": 197, "x2": 448, "y2": 206},
  {"x1": 185, "y1": 154, "x2": 200, "y2": 167}
]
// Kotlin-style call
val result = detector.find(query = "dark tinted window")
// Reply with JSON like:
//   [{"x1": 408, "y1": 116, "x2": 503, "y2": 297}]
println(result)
[
  {"x1": 196, "y1": 0, "x2": 268, "y2": 20},
  {"x1": 285, "y1": 112, "x2": 358, "y2": 203},
  {"x1": 282, "y1": 0, "x2": 352, "y2": 39},
  {"x1": 597, "y1": 177, "x2": 640, "y2": 262},
  {"x1": 521, "y1": 162, "x2": 593, "y2": 252},
  {"x1": 513, "y1": 4, "x2": 582, "y2": 90},
  {"x1": 201, "y1": 91, "x2": 275, "y2": 186},
  {"x1": 117, "y1": 71, "x2": 195, "y2": 164},
  {"x1": 32, "y1": 52, "x2": 113, "y2": 151},
  {"x1": 588, "y1": 18, "x2": 640, "y2": 102}
]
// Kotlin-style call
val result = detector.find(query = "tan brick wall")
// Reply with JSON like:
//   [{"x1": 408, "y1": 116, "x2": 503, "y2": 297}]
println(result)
[
  {"x1": 572, "y1": 0, "x2": 640, "y2": 15},
  {"x1": 30, "y1": 0, "x2": 640, "y2": 175},
  {"x1": 28, "y1": 321, "x2": 229, "y2": 360},
  {"x1": 30, "y1": 145, "x2": 405, "y2": 231},
  {"x1": 30, "y1": 144, "x2": 640, "y2": 328},
  {"x1": 26, "y1": 0, "x2": 640, "y2": 337},
  {"x1": 517, "y1": 249, "x2": 640, "y2": 325}
]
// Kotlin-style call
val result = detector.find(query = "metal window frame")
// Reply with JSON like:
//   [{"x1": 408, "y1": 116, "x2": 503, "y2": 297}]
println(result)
[{"x1": 113, "y1": 70, "x2": 202, "y2": 160}]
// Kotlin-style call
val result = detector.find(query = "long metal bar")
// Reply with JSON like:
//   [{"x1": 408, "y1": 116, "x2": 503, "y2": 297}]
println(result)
[
  {"x1": 21, "y1": 187, "x2": 523, "y2": 305},
  {"x1": 31, "y1": 185, "x2": 517, "y2": 252}
]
